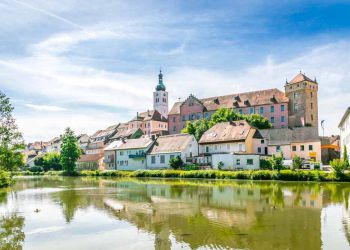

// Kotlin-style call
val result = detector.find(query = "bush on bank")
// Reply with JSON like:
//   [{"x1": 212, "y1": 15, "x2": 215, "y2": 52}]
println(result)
[
  {"x1": 11, "y1": 169, "x2": 348, "y2": 182},
  {"x1": 0, "y1": 170, "x2": 12, "y2": 188}
]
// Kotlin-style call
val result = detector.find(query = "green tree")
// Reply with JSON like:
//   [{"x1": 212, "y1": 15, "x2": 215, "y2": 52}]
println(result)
[
  {"x1": 181, "y1": 108, "x2": 272, "y2": 141},
  {"x1": 343, "y1": 145, "x2": 349, "y2": 168},
  {"x1": 292, "y1": 155, "x2": 303, "y2": 170},
  {"x1": 60, "y1": 128, "x2": 81, "y2": 174},
  {"x1": 169, "y1": 156, "x2": 183, "y2": 169},
  {"x1": 0, "y1": 92, "x2": 24, "y2": 172},
  {"x1": 34, "y1": 152, "x2": 62, "y2": 171},
  {"x1": 270, "y1": 152, "x2": 284, "y2": 172}
]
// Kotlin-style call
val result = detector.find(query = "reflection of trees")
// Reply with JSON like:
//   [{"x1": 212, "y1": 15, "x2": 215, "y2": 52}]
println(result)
[
  {"x1": 0, "y1": 213, "x2": 25, "y2": 250},
  {"x1": 0, "y1": 191, "x2": 7, "y2": 205},
  {"x1": 57, "y1": 189, "x2": 81, "y2": 223}
]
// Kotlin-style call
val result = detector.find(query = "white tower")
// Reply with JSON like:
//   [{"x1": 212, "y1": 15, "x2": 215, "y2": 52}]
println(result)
[{"x1": 153, "y1": 70, "x2": 168, "y2": 118}]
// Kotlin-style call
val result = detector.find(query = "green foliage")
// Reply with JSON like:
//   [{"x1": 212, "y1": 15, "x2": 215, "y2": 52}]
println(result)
[
  {"x1": 343, "y1": 145, "x2": 349, "y2": 167},
  {"x1": 181, "y1": 108, "x2": 272, "y2": 141},
  {"x1": 330, "y1": 159, "x2": 348, "y2": 179},
  {"x1": 34, "y1": 152, "x2": 62, "y2": 171},
  {"x1": 260, "y1": 158, "x2": 272, "y2": 170},
  {"x1": 28, "y1": 166, "x2": 44, "y2": 173},
  {"x1": 292, "y1": 156, "x2": 303, "y2": 170},
  {"x1": 60, "y1": 128, "x2": 81, "y2": 174},
  {"x1": 0, "y1": 92, "x2": 25, "y2": 172},
  {"x1": 169, "y1": 156, "x2": 183, "y2": 170},
  {"x1": 217, "y1": 161, "x2": 224, "y2": 170},
  {"x1": 0, "y1": 171, "x2": 11, "y2": 188},
  {"x1": 270, "y1": 152, "x2": 284, "y2": 172},
  {"x1": 183, "y1": 164, "x2": 199, "y2": 171}
]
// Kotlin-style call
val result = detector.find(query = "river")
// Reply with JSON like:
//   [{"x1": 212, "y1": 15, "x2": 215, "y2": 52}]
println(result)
[{"x1": 0, "y1": 176, "x2": 349, "y2": 250}]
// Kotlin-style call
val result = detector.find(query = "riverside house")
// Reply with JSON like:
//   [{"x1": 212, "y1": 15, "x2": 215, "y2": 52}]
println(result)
[
  {"x1": 146, "y1": 134, "x2": 198, "y2": 169},
  {"x1": 116, "y1": 137, "x2": 154, "y2": 170},
  {"x1": 259, "y1": 127, "x2": 321, "y2": 162},
  {"x1": 339, "y1": 107, "x2": 350, "y2": 161},
  {"x1": 197, "y1": 120, "x2": 263, "y2": 169},
  {"x1": 103, "y1": 140, "x2": 123, "y2": 170}
]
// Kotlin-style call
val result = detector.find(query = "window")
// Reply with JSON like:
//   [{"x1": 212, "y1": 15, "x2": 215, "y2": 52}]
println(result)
[
  {"x1": 258, "y1": 147, "x2": 261, "y2": 153},
  {"x1": 173, "y1": 126, "x2": 176, "y2": 132},
  {"x1": 151, "y1": 156, "x2": 156, "y2": 164},
  {"x1": 309, "y1": 145, "x2": 313, "y2": 151},
  {"x1": 249, "y1": 107, "x2": 254, "y2": 114},
  {"x1": 294, "y1": 103, "x2": 298, "y2": 111},
  {"x1": 270, "y1": 117, "x2": 275, "y2": 123},
  {"x1": 276, "y1": 146, "x2": 281, "y2": 152},
  {"x1": 182, "y1": 115, "x2": 186, "y2": 121},
  {"x1": 311, "y1": 92, "x2": 313, "y2": 98},
  {"x1": 261, "y1": 140, "x2": 265, "y2": 144},
  {"x1": 236, "y1": 159, "x2": 241, "y2": 165},
  {"x1": 301, "y1": 145, "x2": 305, "y2": 151},
  {"x1": 281, "y1": 104, "x2": 285, "y2": 112},
  {"x1": 311, "y1": 114, "x2": 314, "y2": 121},
  {"x1": 160, "y1": 155, "x2": 165, "y2": 164},
  {"x1": 247, "y1": 159, "x2": 254, "y2": 165},
  {"x1": 206, "y1": 146, "x2": 209, "y2": 153},
  {"x1": 259, "y1": 107, "x2": 264, "y2": 114},
  {"x1": 239, "y1": 109, "x2": 243, "y2": 114},
  {"x1": 204, "y1": 113, "x2": 209, "y2": 119},
  {"x1": 120, "y1": 151, "x2": 124, "y2": 156},
  {"x1": 292, "y1": 146, "x2": 297, "y2": 151},
  {"x1": 172, "y1": 117, "x2": 176, "y2": 122},
  {"x1": 239, "y1": 144, "x2": 243, "y2": 151},
  {"x1": 311, "y1": 103, "x2": 313, "y2": 109},
  {"x1": 170, "y1": 155, "x2": 175, "y2": 159},
  {"x1": 281, "y1": 116, "x2": 285, "y2": 123},
  {"x1": 270, "y1": 106, "x2": 274, "y2": 113}
]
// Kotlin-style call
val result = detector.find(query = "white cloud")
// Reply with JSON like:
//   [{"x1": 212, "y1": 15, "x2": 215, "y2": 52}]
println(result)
[{"x1": 25, "y1": 104, "x2": 67, "y2": 112}]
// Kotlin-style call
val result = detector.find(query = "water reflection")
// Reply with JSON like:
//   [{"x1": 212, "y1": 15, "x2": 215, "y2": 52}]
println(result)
[
  {"x1": 3, "y1": 177, "x2": 350, "y2": 249},
  {"x1": 0, "y1": 213, "x2": 25, "y2": 250}
]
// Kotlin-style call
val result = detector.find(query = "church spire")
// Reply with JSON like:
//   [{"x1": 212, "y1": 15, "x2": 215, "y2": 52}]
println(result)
[{"x1": 156, "y1": 69, "x2": 166, "y2": 91}]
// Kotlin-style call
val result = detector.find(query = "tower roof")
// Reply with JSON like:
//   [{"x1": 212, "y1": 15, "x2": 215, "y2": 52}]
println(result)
[
  {"x1": 288, "y1": 72, "x2": 316, "y2": 84},
  {"x1": 156, "y1": 70, "x2": 166, "y2": 91}
]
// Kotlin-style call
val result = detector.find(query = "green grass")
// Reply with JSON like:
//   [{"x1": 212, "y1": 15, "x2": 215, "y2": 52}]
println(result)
[{"x1": 12, "y1": 169, "x2": 350, "y2": 182}]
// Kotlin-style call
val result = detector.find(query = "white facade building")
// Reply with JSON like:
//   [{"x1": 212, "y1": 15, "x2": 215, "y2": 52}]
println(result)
[
  {"x1": 212, "y1": 153, "x2": 260, "y2": 170},
  {"x1": 146, "y1": 134, "x2": 198, "y2": 169},
  {"x1": 116, "y1": 137, "x2": 154, "y2": 170},
  {"x1": 339, "y1": 107, "x2": 350, "y2": 160}
]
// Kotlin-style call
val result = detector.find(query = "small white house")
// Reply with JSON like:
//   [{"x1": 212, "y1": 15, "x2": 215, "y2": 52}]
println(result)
[
  {"x1": 146, "y1": 134, "x2": 198, "y2": 169},
  {"x1": 212, "y1": 153, "x2": 260, "y2": 170},
  {"x1": 103, "y1": 140, "x2": 123, "y2": 170},
  {"x1": 116, "y1": 137, "x2": 154, "y2": 170}
]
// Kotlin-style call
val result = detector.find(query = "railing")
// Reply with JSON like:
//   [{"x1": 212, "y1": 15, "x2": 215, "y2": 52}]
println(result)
[{"x1": 129, "y1": 153, "x2": 146, "y2": 159}]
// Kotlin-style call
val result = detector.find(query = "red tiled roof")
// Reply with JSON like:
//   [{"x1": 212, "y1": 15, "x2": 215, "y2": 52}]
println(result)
[
  {"x1": 131, "y1": 110, "x2": 167, "y2": 122},
  {"x1": 199, "y1": 120, "x2": 253, "y2": 144},
  {"x1": 169, "y1": 88, "x2": 288, "y2": 115},
  {"x1": 288, "y1": 72, "x2": 316, "y2": 84}
]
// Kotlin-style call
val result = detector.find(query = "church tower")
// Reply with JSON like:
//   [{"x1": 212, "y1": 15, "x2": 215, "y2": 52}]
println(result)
[
  {"x1": 285, "y1": 71, "x2": 318, "y2": 128},
  {"x1": 153, "y1": 70, "x2": 168, "y2": 118}
]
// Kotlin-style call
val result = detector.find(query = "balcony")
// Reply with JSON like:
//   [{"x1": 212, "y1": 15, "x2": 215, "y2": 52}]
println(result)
[{"x1": 129, "y1": 153, "x2": 146, "y2": 159}]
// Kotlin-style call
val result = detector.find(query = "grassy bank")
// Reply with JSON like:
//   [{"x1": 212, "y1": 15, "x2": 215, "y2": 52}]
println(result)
[
  {"x1": 13, "y1": 169, "x2": 350, "y2": 182},
  {"x1": 0, "y1": 170, "x2": 12, "y2": 188}
]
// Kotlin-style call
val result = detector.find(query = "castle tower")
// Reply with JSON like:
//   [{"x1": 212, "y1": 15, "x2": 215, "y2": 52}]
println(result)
[
  {"x1": 285, "y1": 72, "x2": 318, "y2": 128},
  {"x1": 153, "y1": 70, "x2": 168, "y2": 118}
]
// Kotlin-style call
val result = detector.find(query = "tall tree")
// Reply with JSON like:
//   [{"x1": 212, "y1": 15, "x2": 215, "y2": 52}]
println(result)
[
  {"x1": 0, "y1": 92, "x2": 24, "y2": 171},
  {"x1": 60, "y1": 128, "x2": 81, "y2": 174}
]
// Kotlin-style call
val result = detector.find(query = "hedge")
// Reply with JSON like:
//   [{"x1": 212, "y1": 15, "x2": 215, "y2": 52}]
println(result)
[{"x1": 12, "y1": 169, "x2": 350, "y2": 182}]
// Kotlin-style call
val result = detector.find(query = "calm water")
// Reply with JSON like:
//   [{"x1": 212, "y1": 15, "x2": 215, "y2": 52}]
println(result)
[{"x1": 0, "y1": 177, "x2": 350, "y2": 250}]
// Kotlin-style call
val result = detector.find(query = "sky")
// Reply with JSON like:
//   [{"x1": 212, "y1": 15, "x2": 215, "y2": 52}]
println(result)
[{"x1": 0, "y1": 0, "x2": 350, "y2": 142}]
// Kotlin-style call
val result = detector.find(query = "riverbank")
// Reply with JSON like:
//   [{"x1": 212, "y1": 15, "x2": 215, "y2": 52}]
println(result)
[{"x1": 12, "y1": 169, "x2": 350, "y2": 182}]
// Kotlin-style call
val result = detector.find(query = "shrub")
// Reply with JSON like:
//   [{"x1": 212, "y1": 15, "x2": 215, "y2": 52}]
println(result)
[
  {"x1": 169, "y1": 156, "x2": 183, "y2": 170},
  {"x1": 330, "y1": 159, "x2": 348, "y2": 179},
  {"x1": 270, "y1": 153, "x2": 284, "y2": 172},
  {"x1": 217, "y1": 161, "x2": 224, "y2": 170},
  {"x1": 0, "y1": 171, "x2": 11, "y2": 188},
  {"x1": 292, "y1": 156, "x2": 303, "y2": 170},
  {"x1": 183, "y1": 164, "x2": 199, "y2": 171},
  {"x1": 29, "y1": 166, "x2": 43, "y2": 173},
  {"x1": 260, "y1": 158, "x2": 272, "y2": 170}
]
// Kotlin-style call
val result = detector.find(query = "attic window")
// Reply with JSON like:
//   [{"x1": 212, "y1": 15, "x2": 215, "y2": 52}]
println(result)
[
  {"x1": 235, "y1": 96, "x2": 241, "y2": 102},
  {"x1": 244, "y1": 100, "x2": 250, "y2": 106},
  {"x1": 233, "y1": 101, "x2": 239, "y2": 107},
  {"x1": 213, "y1": 98, "x2": 219, "y2": 104}
]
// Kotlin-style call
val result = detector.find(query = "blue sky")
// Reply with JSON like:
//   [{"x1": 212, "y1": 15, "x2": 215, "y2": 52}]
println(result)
[{"x1": 0, "y1": 0, "x2": 350, "y2": 141}]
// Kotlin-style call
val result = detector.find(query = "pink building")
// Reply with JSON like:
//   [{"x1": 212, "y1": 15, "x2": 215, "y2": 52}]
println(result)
[
  {"x1": 128, "y1": 110, "x2": 168, "y2": 136},
  {"x1": 168, "y1": 88, "x2": 289, "y2": 134}
]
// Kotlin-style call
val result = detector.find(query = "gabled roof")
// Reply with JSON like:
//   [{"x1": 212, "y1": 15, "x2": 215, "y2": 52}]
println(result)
[
  {"x1": 131, "y1": 110, "x2": 167, "y2": 122},
  {"x1": 287, "y1": 72, "x2": 316, "y2": 85},
  {"x1": 168, "y1": 88, "x2": 288, "y2": 115},
  {"x1": 148, "y1": 134, "x2": 195, "y2": 154},
  {"x1": 199, "y1": 120, "x2": 254, "y2": 144},
  {"x1": 117, "y1": 137, "x2": 154, "y2": 150},
  {"x1": 91, "y1": 124, "x2": 120, "y2": 141},
  {"x1": 339, "y1": 107, "x2": 350, "y2": 128}
]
